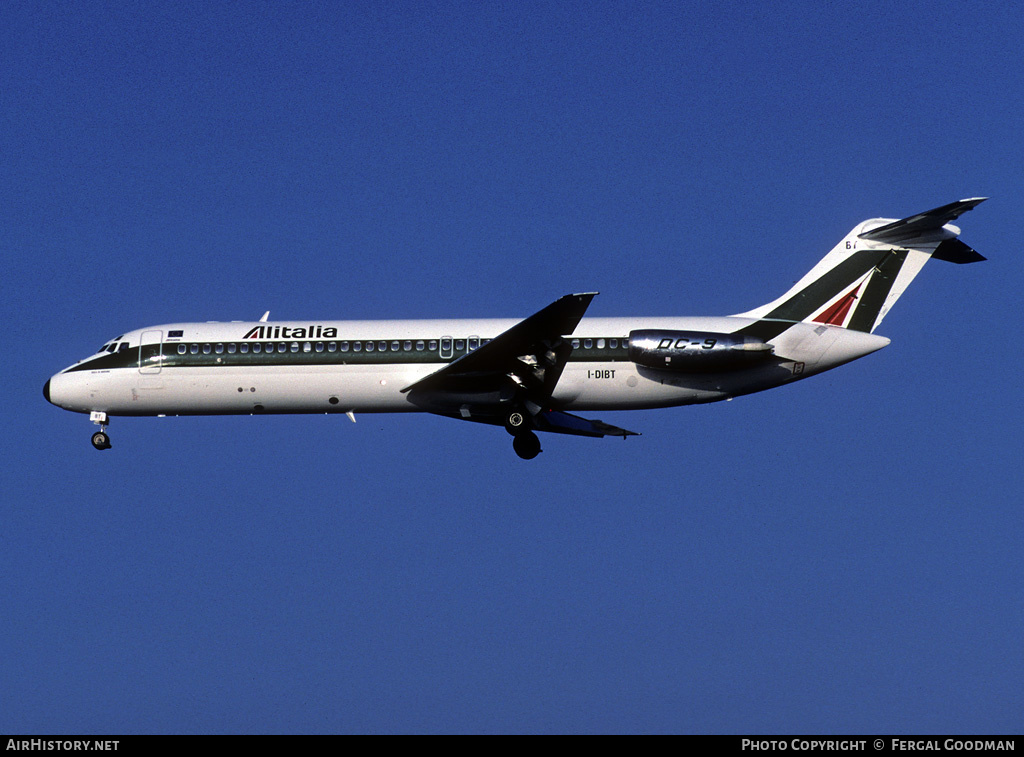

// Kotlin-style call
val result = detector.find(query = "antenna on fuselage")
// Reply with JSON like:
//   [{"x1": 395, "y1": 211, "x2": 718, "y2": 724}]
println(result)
[{"x1": 259, "y1": 311, "x2": 270, "y2": 322}]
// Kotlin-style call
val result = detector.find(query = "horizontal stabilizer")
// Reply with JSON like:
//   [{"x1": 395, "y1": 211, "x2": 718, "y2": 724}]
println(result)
[
  {"x1": 536, "y1": 409, "x2": 639, "y2": 438},
  {"x1": 858, "y1": 197, "x2": 987, "y2": 245},
  {"x1": 931, "y1": 238, "x2": 986, "y2": 264}
]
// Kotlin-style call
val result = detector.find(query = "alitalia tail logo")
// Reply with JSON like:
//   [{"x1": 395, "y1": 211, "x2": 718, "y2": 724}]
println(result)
[
  {"x1": 242, "y1": 325, "x2": 338, "y2": 339},
  {"x1": 813, "y1": 283, "x2": 863, "y2": 327}
]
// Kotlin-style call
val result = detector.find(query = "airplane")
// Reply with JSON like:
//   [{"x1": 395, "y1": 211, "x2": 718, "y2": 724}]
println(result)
[{"x1": 44, "y1": 198, "x2": 987, "y2": 459}]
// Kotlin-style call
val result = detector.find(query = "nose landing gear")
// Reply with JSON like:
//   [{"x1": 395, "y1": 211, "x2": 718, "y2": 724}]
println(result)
[{"x1": 89, "y1": 411, "x2": 111, "y2": 450}]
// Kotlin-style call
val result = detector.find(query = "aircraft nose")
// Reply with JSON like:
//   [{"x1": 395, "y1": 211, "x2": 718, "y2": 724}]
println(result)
[{"x1": 44, "y1": 371, "x2": 95, "y2": 413}]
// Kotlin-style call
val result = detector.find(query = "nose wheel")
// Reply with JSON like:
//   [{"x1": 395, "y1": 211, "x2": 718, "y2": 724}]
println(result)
[{"x1": 89, "y1": 411, "x2": 111, "y2": 450}]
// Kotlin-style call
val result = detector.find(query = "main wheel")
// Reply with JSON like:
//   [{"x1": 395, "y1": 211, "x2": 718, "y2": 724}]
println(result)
[
  {"x1": 504, "y1": 409, "x2": 528, "y2": 436},
  {"x1": 91, "y1": 431, "x2": 111, "y2": 450},
  {"x1": 512, "y1": 431, "x2": 541, "y2": 460}
]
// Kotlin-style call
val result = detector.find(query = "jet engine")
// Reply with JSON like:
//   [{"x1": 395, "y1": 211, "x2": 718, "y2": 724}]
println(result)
[{"x1": 628, "y1": 329, "x2": 774, "y2": 372}]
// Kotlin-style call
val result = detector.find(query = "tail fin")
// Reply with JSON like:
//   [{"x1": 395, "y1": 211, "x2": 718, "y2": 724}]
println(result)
[{"x1": 734, "y1": 198, "x2": 987, "y2": 341}]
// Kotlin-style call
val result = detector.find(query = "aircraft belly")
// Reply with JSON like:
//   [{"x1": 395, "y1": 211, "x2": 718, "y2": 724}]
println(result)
[
  {"x1": 557, "y1": 363, "x2": 725, "y2": 411},
  {"x1": 165, "y1": 365, "x2": 421, "y2": 414},
  {"x1": 70, "y1": 365, "x2": 426, "y2": 416}
]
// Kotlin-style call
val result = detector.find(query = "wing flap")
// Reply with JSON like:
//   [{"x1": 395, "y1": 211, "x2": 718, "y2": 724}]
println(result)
[{"x1": 536, "y1": 409, "x2": 640, "y2": 438}]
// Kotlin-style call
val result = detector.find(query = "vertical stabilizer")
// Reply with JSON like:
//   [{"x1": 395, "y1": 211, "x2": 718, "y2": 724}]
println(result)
[{"x1": 733, "y1": 199, "x2": 986, "y2": 341}]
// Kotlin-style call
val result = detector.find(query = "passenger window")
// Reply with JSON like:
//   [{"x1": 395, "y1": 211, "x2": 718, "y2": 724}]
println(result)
[
  {"x1": 609, "y1": 338, "x2": 618, "y2": 349},
  {"x1": 202, "y1": 344, "x2": 212, "y2": 354},
  {"x1": 597, "y1": 339, "x2": 605, "y2": 349},
  {"x1": 252, "y1": 343, "x2": 261, "y2": 353},
  {"x1": 404, "y1": 341, "x2": 412, "y2": 351},
  {"x1": 584, "y1": 339, "x2": 593, "y2": 349},
  {"x1": 328, "y1": 342, "x2": 337, "y2": 352},
  {"x1": 378, "y1": 341, "x2": 387, "y2": 351},
  {"x1": 572, "y1": 339, "x2": 580, "y2": 349},
  {"x1": 190, "y1": 344, "x2": 199, "y2": 354},
  {"x1": 341, "y1": 341, "x2": 350, "y2": 352},
  {"x1": 240, "y1": 343, "x2": 249, "y2": 354},
  {"x1": 430, "y1": 340, "x2": 439, "y2": 351},
  {"x1": 468, "y1": 337, "x2": 479, "y2": 351},
  {"x1": 315, "y1": 342, "x2": 324, "y2": 352},
  {"x1": 391, "y1": 341, "x2": 400, "y2": 352},
  {"x1": 177, "y1": 344, "x2": 186, "y2": 355},
  {"x1": 363, "y1": 342, "x2": 373, "y2": 352},
  {"x1": 415, "y1": 340, "x2": 424, "y2": 351},
  {"x1": 303, "y1": 342, "x2": 311, "y2": 353},
  {"x1": 455, "y1": 339, "x2": 465, "y2": 351},
  {"x1": 215, "y1": 343, "x2": 224, "y2": 354},
  {"x1": 290, "y1": 342, "x2": 299, "y2": 352}
]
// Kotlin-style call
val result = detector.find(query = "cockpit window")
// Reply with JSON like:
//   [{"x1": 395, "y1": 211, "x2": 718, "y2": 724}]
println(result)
[
  {"x1": 118, "y1": 343, "x2": 131, "y2": 352},
  {"x1": 98, "y1": 336, "x2": 124, "y2": 354}
]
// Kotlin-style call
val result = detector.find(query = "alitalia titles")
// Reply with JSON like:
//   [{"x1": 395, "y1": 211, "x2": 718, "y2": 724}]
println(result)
[{"x1": 242, "y1": 325, "x2": 338, "y2": 340}]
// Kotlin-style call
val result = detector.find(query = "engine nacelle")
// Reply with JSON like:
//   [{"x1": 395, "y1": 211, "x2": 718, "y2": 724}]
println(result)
[{"x1": 628, "y1": 329, "x2": 774, "y2": 372}]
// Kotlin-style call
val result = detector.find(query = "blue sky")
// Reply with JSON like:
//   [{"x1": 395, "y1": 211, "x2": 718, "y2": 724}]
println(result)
[{"x1": 4, "y1": 0, "x2": 1022, "y2": 734}]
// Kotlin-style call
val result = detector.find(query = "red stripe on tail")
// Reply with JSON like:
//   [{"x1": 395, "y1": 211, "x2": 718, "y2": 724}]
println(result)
[{"x1": 813, "y1": 284, "x2": 861, "y2": 326}]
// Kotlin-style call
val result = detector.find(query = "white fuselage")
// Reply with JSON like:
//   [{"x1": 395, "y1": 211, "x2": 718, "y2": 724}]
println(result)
[{"x1": 45, "y1": 315, "x2": 889, "y2": 418}]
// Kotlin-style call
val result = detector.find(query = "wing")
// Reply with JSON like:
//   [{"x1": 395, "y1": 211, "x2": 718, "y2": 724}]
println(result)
[{"x1": 402, "y1": 292, "x2": 639, "y2": 438}]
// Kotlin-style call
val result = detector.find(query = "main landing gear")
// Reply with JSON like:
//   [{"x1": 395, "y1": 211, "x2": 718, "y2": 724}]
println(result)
[
  {"x1": 505, "y1": 409, "x2": 541, "y2": 460},
  {"x1": 504, "y1": 410, "x2": 528, "y2": 435},
  {"x1": 90, "y1": 411, "x2": 111, "y2": 450},
  {"x1": 511, "y1": 431, "x2": 541, "y2": 460}
]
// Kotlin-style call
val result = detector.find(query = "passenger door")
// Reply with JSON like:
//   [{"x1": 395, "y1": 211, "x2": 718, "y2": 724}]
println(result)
[{"x1": 139, "y1": 330, "x2": 163, "y2": 374}]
